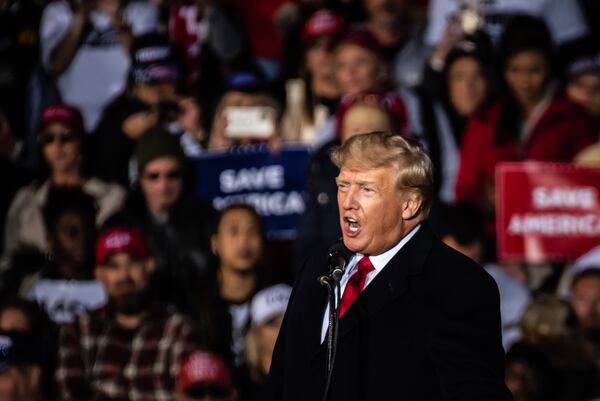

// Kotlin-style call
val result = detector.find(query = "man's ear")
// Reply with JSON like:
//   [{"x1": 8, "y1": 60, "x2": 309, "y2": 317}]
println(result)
[
  {"x1": 144, "y1": 257, "x2": 157, "y2": 274},
  {"x1": 211, "y1": 235, "x2": 218, "y2": 256},
  {"x1": 26, "y1": 365, "x2": 42, "y2": 390},
  {"x1": 94, "y1": 266, "x2": 103, "y2": 281},
  {"x1": 401, "y1": 193, "x2": 422, "y2": 220}
]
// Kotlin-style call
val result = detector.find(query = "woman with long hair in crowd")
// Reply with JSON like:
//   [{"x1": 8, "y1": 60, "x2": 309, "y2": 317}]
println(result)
[
  {"x1": 419, "y1": 32, "x2": 494, "y2": 205},
  {"x1": 455, "y1": 16, "x2": 596, "y2": 231}
]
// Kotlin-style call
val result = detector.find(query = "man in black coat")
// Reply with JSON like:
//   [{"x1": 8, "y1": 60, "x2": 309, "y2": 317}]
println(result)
[{"x1": 265, "y1": 131, "x2": 512, "y2": 401}]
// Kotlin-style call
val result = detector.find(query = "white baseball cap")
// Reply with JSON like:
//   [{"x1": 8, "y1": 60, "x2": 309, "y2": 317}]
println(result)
[{"x1": 250, "y1": 284, "x2": 292, "y2": 327}]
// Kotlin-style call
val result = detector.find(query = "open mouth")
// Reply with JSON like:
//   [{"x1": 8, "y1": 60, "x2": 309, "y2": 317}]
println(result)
[{"x1": 343, "y1": 216, "x2": 361, "y2": 237}]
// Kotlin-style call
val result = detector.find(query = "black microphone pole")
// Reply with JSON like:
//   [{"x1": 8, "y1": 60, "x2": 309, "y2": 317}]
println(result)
[{"x1": 318, "y1": 242, "x2": 350, "y2": 401}]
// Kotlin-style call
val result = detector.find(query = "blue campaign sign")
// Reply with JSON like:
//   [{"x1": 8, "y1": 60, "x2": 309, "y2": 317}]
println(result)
[{"x1": 193, "y1": 144, "x2": 311, "y2": 239}]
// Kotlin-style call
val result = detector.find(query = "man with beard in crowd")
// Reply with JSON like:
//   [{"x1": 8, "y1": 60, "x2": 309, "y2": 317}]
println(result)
[{"x1": 55, "y1": 226, "x2": 207, "y2": 401}]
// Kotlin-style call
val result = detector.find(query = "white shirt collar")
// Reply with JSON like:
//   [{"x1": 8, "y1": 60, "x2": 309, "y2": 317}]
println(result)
[
  {"x1": 349, "y1": 223, "x2": 421, "y2": 273},
  {"x1": 320, "y1": 223, "x2": 422, "y2": 343}
]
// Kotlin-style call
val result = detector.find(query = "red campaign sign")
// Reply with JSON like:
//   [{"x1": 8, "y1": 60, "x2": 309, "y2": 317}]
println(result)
[{"x1": 496, "y1": 162, "x2": 600, "y2": 263}]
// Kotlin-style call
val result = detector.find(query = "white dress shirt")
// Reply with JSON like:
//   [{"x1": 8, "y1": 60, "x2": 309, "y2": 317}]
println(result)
[{"x1": 320, "y1": 224, "x2": 421, "y2": 342}]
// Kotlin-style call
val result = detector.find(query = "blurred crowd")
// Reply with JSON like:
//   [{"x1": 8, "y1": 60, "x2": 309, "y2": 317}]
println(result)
[{"x1": 1, "y1": 0, "x2": 600, "y2": 400}]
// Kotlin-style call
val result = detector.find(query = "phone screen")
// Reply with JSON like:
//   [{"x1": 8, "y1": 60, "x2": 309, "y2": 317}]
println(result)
[{"x1": 224, "y1": 107, "x2": 275, "y2": 139}]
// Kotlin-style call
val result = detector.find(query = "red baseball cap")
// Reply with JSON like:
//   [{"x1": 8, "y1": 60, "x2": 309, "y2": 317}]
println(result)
[
  {"x1": 303, "y1": 9, "x2": 346, "y2": 43},
  {"x1": 38, "y1": 103, "x2": 85, "y2": 135},
  {"x1": 177, "y1": 351, "x2": 233, "y2": 392},
  {"x1": 95, "y1": 227, "x2": 150, "y2": 265}
]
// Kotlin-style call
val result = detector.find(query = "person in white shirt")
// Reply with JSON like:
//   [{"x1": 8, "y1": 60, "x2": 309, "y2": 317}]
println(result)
[{"x1": 40, "y1": 0, "x2": 158, "y2": 131}]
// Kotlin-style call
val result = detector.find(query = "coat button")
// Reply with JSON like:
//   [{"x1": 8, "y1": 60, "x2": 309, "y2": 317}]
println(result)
[{"x1": 317, "y1": 192, "x2": 329, "y2": 204}]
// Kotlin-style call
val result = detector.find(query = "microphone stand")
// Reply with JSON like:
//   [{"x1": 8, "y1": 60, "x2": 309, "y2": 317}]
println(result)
[{"x1": 318, "y1": 269, "x2": 343, "y2": 401}]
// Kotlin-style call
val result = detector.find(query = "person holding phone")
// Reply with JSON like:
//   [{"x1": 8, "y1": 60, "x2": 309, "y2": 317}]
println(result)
[
  {"x1": 93, "y1": 33, "x2": 205, "y2": 186},
  {"x1": 208, "y1": 69, "x2": 282, "y2": 150}
]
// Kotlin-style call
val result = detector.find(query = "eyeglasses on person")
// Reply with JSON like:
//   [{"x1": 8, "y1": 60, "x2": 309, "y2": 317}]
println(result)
[{"x1": 39, "y1": 132, "x2": 76, "y2": 145}]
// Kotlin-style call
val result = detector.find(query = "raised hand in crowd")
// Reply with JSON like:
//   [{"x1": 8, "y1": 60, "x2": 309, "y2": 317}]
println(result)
[
  {"x1": 122, "y1": 109, "x2": 159, "y2": 141},
  {"x1": 177, "y1": 97, "x2": 205, "y2": 146},
  {"x1": 47, "y1": 0, "x2": 95, "y2": 76},
  {"x1": 429, "y1": 14, "x2": 464, "y2": 72}
]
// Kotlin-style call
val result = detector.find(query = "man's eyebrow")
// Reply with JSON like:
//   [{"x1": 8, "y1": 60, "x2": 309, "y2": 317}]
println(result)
[
  {"x1": 335, "y1": 178, "x2": 378, "y2": 187},
  {"x1": 356, "y1": 179, "x2": 377, "y2": 186}
]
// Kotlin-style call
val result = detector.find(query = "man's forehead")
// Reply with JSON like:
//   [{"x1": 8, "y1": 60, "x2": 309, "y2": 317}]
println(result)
[
  {"x1": 338, "y1": 165, "x2": 395, "y2": 181},
  {"x1": 103, "y1": 252, "x2": 142, "y2": 264},
  {"x1": 143, "y1": 156, "x2": 181, "y2": 172}
]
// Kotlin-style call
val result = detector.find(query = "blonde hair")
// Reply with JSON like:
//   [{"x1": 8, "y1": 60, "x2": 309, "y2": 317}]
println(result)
[{"x1": 330, "y1": 131, "x2": 434, "y2": 216}]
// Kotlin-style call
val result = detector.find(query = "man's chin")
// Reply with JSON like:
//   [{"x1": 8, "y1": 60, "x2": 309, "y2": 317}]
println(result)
[
  {"x1": 112, "y1": 291, "x2": 151, "y2": 316},
  {"x1": 160, "y1": 198, "x2": 178, "y2": 209},
  {"x1": 342, "y1": 237, "x2": 365, "y2": 254}
]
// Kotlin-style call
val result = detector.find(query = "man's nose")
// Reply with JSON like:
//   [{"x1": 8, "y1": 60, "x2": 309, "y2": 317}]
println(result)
[
  {"x1": 341, "y1": 188, "x2": 358, "y2": 209},
  {"x1": 156, "y1": 176, "x2": 171, "y2": 191},
  {"x1": 116, "y1": 264, "x2": 134, "y2": 280}
]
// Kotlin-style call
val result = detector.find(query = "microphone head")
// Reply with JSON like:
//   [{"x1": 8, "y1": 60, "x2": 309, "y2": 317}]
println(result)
[{"x1": 327, "y1": 241, "x2": 351, "y2": 267}]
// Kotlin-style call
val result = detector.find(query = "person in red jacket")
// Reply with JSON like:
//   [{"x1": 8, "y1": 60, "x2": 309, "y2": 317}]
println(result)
[{"x1": 455, "y1": 16, "x2": 596, "y2": 223}]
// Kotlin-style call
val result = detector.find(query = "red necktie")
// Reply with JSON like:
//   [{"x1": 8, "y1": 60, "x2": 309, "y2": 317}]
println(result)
[{"x1": 339, "y1": 256, "x2": 375, "y2": 318}]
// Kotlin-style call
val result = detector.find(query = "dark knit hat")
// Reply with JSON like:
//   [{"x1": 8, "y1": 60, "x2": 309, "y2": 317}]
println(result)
[{"x1": 135, "y1": 126, "x2": 186, "y2": 173}]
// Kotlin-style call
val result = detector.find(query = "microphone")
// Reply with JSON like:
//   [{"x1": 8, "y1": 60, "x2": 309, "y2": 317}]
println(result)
[{"x1": 327, "y1": 242, "x2": 351, "y2": 282}]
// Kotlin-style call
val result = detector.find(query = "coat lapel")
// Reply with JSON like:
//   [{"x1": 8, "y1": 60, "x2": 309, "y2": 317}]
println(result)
[{"x1": 311, "y1": 222, "x2": 434, "y2": 360}]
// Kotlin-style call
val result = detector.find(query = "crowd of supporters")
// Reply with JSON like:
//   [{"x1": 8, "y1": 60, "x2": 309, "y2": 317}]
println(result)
[{"x1": 1, "y1": 0, "x2": 600, "y2": 400}]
